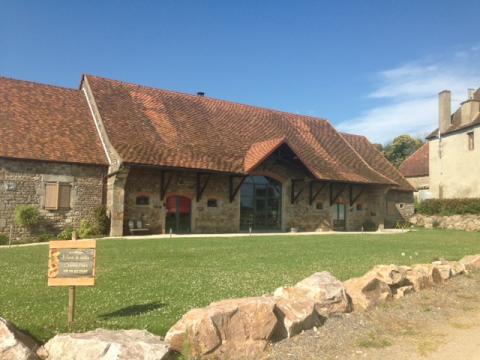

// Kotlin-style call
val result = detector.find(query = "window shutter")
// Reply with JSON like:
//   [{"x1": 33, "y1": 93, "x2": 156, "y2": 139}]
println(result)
[
  {"x1": 58, "y1": 183, "x2": 72, "y2": 209},
  {"x1": 45, "y1": 183, "x2": 59, "y2": 210}
]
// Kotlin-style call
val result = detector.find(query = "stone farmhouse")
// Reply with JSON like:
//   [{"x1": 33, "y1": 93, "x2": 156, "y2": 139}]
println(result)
[
  {"x1": 399, "y1": 143, "x2": 430, "y2": 201},
  {"x1": 427, "y1": 88, "x2": 480, "y2": 198},
  {"x1": 0, "y1": 75, "x2": 414, "y2": 240}
]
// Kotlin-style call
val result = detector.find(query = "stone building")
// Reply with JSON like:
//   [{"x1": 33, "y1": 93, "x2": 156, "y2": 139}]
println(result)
[
  {"x1": 427, "y1": 89, "x2": 480, "y2": 198},
  {"x1": 0, "y1": 75, "x2": 414, "y2": 240},
  {"x1": 0, "y1": 78, "x2": 108, "y2": 241},
  {"x1": 399, "y1": 143, "x2": 430, "y2": 201}
]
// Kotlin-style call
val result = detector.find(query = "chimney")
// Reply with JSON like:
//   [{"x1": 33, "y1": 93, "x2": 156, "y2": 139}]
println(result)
[
  {"x1": 196, "y1": 91, "x2": 205, "y2": 97},
  {"x1": 468, "y1": 88, "x2": 475, "y2": 99},
  {"x1": 438, "y1": 90, "x2": 451, "y2": 135}
]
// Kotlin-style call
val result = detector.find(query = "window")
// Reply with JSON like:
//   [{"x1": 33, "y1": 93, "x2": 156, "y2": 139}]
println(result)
[
  {"x1": 468, "y1": 132, "x2": 475, "y2": 151},
  {"x1": 45, "y1": 182, "x2": 71, "y2": 210},
  {"x1": 356, "y1": 203, "x2": 363, "y2": 211},
  {"x1": 207, "y1": 199, "x2": 218, "y2": 207},
  {"x1": 316, "y1": 202, "x2": 324, "y2": 210},
  {"x1": 136, "y1": 195, "x2": 150, "y2": 206}
]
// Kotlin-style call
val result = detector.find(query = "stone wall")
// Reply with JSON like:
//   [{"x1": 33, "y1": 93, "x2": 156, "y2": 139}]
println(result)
[
  {"x1": 406, "y1": 175, "x2": 429, "y2": 191},
  {"x1": 410, "y1": 213, "x2": 480, "y2": 232},
  {"x1": 124, "y1": 168, "x2": 241, "y2": 234},
  {"x1": 385, "y1": 190, "x2": 415, "y2": 227},
  {"x1": 123, "y1": 161, "x2": 391, "y2": 234},
  {"x1": 0, "y1": 158, "x2": 106, "y2": 242}
]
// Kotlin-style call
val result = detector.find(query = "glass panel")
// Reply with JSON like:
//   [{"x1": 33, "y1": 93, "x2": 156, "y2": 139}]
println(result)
[{"x1": 240, "y1": 176, "x2": 282, "y2": 231}]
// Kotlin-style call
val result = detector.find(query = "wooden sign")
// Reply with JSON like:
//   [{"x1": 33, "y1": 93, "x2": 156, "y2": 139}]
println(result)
[{"x1": 48, "y1": 240, "x2": 96, "y2": 287}]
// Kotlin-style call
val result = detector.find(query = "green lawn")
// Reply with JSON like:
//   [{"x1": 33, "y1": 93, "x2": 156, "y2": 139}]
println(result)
[{"x1": 0, "y1": 229, "x2": 479, "y2": 343}]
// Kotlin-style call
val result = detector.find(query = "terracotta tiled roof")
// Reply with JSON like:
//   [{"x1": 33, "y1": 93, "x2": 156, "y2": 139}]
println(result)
[
  {"x1": 427, "y1": 114, "x2": 480, "y2": 139},
  {"x1": 399, "y1": 143, "x2": 429, "y2": 178},
  {"x1": 341, "y1": 133, "x2": 415, "y2": 191},
  {"x1": 0, "y1": 77, "x2": 108, "y2": 166},
  {"x1": 86, "y1": 75, "x2": 399, "y2": 186}
]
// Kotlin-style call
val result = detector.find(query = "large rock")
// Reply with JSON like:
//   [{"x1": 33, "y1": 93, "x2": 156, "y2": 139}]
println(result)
[
  {"x1": 344, "y1": 271, "x2": 393, "y2": 311},
  {"x1": 165, "y1": 296, "x2": 279, "y2": 359},
  {"x1": 273, "y1": 272, "x2": 349, "y2": 337},
  {"x1": 0, "y1": 317, "x2": 39, "y2": 360},
  {"x1": 460, "y1": 254, "x2": 480, "y2": 271},
  {"x1": 432, "y1": 259, "x2": 465, "y2": 280},
  {"x1": 44, "y1": 329, "x2": 172, "y2": 360},
  {"x1": 405, "y1": 264, "x2": 442, "y2": 291}
]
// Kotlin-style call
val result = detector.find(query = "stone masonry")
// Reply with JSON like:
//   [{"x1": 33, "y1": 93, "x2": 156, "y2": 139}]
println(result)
[{"x1": 0, "y1": 158, "x2": 106, "y2": 242}]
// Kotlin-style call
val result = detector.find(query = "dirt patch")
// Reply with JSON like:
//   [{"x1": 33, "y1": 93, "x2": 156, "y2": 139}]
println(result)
[{"x1": 263, "y1": 272, "x2": 480, "y2": 360}]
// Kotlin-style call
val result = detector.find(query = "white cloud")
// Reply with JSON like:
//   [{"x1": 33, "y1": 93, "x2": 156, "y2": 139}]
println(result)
[{"x1": 338, "y1": 46, "x2": 480, "y2": 144}]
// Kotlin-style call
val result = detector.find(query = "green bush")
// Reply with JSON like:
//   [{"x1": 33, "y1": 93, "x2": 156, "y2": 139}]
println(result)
[
  {"x1": 0, "y1": 234, "x2": 8, "y2": 245},
  {"x1": 79, "y1": 220, "x2": 95, "y2": 238},
  {"x1": 15, "y1": 205, "x2": 40, "y2": 227},
  {"x1": 93, "y1": 206, "x2": 110, "y2": 235},
  {"x1": 57, "y1": 226, "x2": 74, "y2": 240},
  {"x1": 38, "y1": 233, "x2": 54, "y2": 242},
  {"x1": 416, "y1": 198, "x2": 480, "y2": 216}
]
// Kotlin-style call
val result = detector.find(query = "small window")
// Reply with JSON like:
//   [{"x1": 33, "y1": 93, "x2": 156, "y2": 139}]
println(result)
[
  {"x1": 207, "y1": 199, "x2": 218, "y2": 207},
  {"x1": 45, "y1": 182, "x2": 71, "y2": 210},
  {"x1": 468, "y1": 132, "x2": 474, "y2": 151},
  {"x1": 136, "y1": 195, "x2": 150, "y2": 206},
  {"x1": 356, "y1": 203, "x2": 363, "y2": 211},
  {"x1": 316, "y1": 202, "x2": 324, "y2": 210}
]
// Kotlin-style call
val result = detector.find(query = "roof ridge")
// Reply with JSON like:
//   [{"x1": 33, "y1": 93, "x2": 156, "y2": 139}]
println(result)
[
  {"x1": 339, "y1": 133, "x2": 397, "y2": 186},
  {"x1": 84, "y1": 74, "x2": 331, "y2": 124},
  {"x1": 0, "y1": 76, "x2": 79, "y2": 92},
  {"x1": 404, "y1": 142, "x2": 428, "y2": 161},
  {"x1": 343, "y1": 132, "x2": 415, "y2": 190}
]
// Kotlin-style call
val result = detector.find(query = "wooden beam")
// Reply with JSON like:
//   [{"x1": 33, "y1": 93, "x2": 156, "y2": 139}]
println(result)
[
  {"x1": 229, "y1": 175, "x2": 247, "y2": 202},
  {"x1": 160, "y1": 170, "x2": 173, "y2": 200},
  {"x1": 196, "y1": 172, "x2": 211, "y2": 202},
  {"x1": 349, "y1": 185, "x2": 365, "y2": 206},
  {"x1": 291, "y1": 179, "x2": 306, "y2": 204},
  {"x1": 309, "y1": 181, "x2": 327, "y2": 205},
  {"x1": 330, "y1": 183, "x2": 347, "y2": 205}
]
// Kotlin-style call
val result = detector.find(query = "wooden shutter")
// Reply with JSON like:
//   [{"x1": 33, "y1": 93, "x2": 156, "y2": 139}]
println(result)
[
  {"x1": 58, "y1": 183, "x2": 72, "y2": 209},
  {"x1": 45, "y1": 183, "x2": 59, "y2": 210}
]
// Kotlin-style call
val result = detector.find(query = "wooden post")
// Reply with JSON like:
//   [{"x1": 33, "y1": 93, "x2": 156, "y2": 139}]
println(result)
[{"x1": 68, "y1": 231, "x2": 77, "y2": 326}]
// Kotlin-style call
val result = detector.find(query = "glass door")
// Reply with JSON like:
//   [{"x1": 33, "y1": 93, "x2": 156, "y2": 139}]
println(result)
[{"x1": 240, "y1": 176, "x2": 282, "y2": 231}]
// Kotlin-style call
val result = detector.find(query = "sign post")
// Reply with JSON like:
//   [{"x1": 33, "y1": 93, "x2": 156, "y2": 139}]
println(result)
[{"x1": 48, "y1": 232, "x2": 96, "y2": 326}]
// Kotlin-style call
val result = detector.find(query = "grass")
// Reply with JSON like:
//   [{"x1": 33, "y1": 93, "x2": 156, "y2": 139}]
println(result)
[{"x1": 0, "y1": 229, "x2": 479, "y2": 343}]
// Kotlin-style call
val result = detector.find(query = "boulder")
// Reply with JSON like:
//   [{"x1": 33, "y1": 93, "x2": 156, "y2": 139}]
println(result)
[
  {"x1": 0, "y1": 317, "x2": 39, "y2": 360},
  {"x1": 343, "y1": 271, "x2": 392, "y2": 311},
  {"x1": 44, "y1": 329, "x2": 172, "y2": 360},
  {"x1": 405, "y1": 264, "x2": 442, "y2": 291},
  {"x1": 165, "y1": 296, "x2": 279, "y2": 359},
  {"x1": 368, "y1": 265, "x2": 410, "y2": 287},
  {"x1": 273, "y1": 272, "x2": 349, "y2": 337},
  {"x1": 432, "y1": 260, "x2": 465, "y2": 280},
  {"x1": 460, "y1": 254, "x2": 480, "y2": 271},
  {"x1": 394, "y1": 285, "x2": 414, "y2": 299}
]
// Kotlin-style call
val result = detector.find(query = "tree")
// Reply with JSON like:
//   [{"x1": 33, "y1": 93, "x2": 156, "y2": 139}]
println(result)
[{"x1": 383, "y1": 135, "x2": 424, "y2": 168}]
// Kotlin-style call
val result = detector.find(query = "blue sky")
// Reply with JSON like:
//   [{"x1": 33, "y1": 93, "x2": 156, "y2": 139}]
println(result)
[{"x1": 2, "y1": 1, "x2": 480, "y2": 143}]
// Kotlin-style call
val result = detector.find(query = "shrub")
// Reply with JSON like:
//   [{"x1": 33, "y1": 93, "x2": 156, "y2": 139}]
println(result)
[
  {"x1": 15, "y1": 205, "x2": 40, "y2": 227},
  {"x1": 0, "y1": 234, "x2": 8, "y2": 245},
  {"x1": 93, "y1": 206, "x2": 110, "y2": 235},
  {"x1": 38, "y1": 233, "x2": 54, "y2": 242},
  {"x1": 362, "y1": 219, "x2": 378, "y2": 232},
  {"x1": 57, "y1": 226, "x2": 74, "y2": 240},
  {"x1": 416, "y1": 198, "x2": 480, "y2": 216},
  {"x1": 79, "y1": 220, "x2": 95, "y2": 238}
]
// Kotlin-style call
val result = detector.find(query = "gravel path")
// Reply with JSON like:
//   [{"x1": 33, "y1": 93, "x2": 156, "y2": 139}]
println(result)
[{"x1": 263, "y1": 271, "x2": 480, "y2": 360}]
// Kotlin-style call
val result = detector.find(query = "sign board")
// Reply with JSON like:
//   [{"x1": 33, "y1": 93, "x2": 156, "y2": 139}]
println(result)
[{"x1": 48, "y1": 240, "x2": 96, "y2": 286}]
